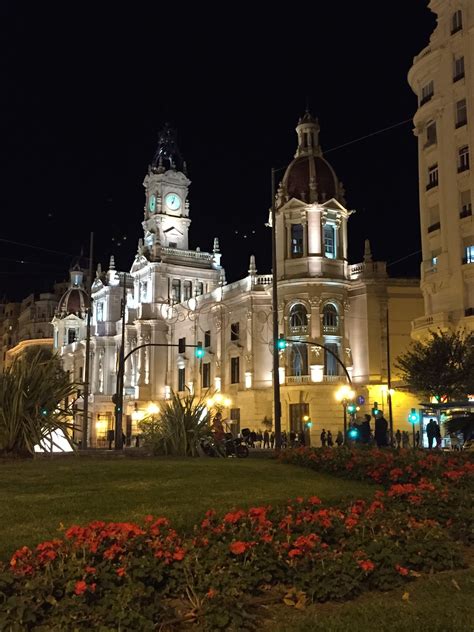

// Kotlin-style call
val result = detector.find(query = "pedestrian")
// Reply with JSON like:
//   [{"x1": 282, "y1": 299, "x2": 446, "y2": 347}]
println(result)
[
  {"x1": 298, "y1": 430, "x2": 305, "y2": 446},
  {"x1": 320, "y1": 428, "x2": 327, "y2": 447},
  {"x1": 135, "y1": 434, "x2": 140, "y2": 448},
  {"x1": 212, "y1": 412, "x2": 226, "y2": 444},
  {"x1": 360, "y1": 414, "x2": 371, "y2": 444},
  {"x1": 327, "y1": 430, "x2": 333, "y2": 447},
  {"x1": 402, "y1": 430, "x2": 409, "y2": 449},
  {"x1": 415, "y1": 429, "x2": 420, "y2": 448},
  {"x1": 395, "y1": 429, "x2": 401, "y2": 449},
  {"x1": 374, "y1": 415, "x2": 389, "y2": 447},
  {"x1": 435, "y1": 421, "x2": 442, "y2": 448},
  {"x1": 289, "y1": 430, "x2": 296, "y2": 447},
  {"x1": 250, "y1": 430, "x2": 257, "y2": 448},
  {"x1": 256, "y1": 430, "x2": 263, "y2": 448},
  {"x1": 263, "y1": 429, "x2": 270, "y2": 449},
  {"x1": 335, "y1": 430, "x2": 344, "y2": 447},
  {"x1": 282, "y1": 431, "x2": 288, "y2": 448},
  {"x1": 270, "y1": 431, "x2": 275, "y2": 449},
  {"x1": 426, "y1": 418, "x2": 436, "y2": 449},
  {"x1": 122, "y1": 431, "x2": 126, "y2": 447}
]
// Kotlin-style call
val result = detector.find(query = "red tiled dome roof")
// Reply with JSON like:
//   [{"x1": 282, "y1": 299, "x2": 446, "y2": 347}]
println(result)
[
  {"x1": 283, "y1": 155, "x2": 340, "y2": 204},
  {"x1": 56, "y1": 287, "x2": 88, "y2": 318}
]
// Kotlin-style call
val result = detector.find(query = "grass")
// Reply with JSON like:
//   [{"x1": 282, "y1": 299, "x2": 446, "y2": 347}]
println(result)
[
  {"x1": 270, "y1": 566, "x2": 474, "y2": 632},
  {"x1": 0, "y1": 455, "x2": 374, "y2": 560}
]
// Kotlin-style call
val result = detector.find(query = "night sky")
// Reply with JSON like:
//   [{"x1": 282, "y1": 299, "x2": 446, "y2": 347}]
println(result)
[{"x1": 0, "y1": 2, "x2": 436, "y2": 301}]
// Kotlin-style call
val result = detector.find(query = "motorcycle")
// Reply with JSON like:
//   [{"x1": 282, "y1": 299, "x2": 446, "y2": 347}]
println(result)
[{"x1": 199, "y1": 433, "x2": 249, "y2": 458}]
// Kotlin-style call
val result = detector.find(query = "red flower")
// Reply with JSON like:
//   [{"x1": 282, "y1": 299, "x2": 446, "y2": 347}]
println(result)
[
  {"x1": 288, "y1": 548, "x2": 303, "y2": 558},
  {"x1": 223, "y1": 510, "x2": 246, "y2": 524},
  {"x1": 395, "y1": 564, "x2": 409, "y2": 576},
  {"x1": 308, "y1": 496, "x2": 322, "y2": 505},
  {"x1": 206, "y1": 588, "x2": 217, "y2": 599},
  {"x1": 74, "y1": 580, "x2": 87, "y2": 595},
  {"x1": 357, "y1": 559, "x2": 375, "y2": 572},
  {"x1": 173, "y1": 548, "x2": 185, "y2": 561},
  {"x1": 229, "y1": 541, "x2": 248, "y2": 555},
  {"x1": 85, "y1": 566, "x2": 96, "y2": 574},
  {"x1": 116, "y1": 567, "x2": 126, "y2": 577}
]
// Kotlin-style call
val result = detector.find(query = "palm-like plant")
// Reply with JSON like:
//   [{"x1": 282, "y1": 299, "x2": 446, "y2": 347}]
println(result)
[
  {"x1": 0, "y1": 349, "x2": 78, "y2": 457},
  {"x1": 139, "y1": 390, "x2": 212, "y2": 456}
]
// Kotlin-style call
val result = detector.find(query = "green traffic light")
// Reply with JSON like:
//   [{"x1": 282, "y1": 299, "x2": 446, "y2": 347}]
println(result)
[
  {"x1": 195, "y1": 346, "x2": 205, "y2": 359},
  {"x1": 277, "y1": 336, "x2": 287, "y2": 350}
]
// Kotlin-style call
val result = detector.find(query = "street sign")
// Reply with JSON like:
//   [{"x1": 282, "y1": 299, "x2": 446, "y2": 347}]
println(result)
[{"x1": 357, "y1": 395, "x2": 365, "y2": 405}]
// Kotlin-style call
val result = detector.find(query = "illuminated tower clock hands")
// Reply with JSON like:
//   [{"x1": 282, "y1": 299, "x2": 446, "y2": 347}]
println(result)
[{"x1": 165, "y1": 193, "x2": 181, "y2": 211}]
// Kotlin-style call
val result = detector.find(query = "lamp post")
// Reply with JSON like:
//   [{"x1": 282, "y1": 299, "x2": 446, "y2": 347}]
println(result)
[{"x1": 335, "y1": 385, "x2": 355, "y2": 440}]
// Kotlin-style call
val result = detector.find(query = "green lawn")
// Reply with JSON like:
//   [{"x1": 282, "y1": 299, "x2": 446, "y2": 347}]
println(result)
[
  {"x1": 0, "y1": 455, "x2": 373, "y2": 560},
  {"x1": 270, "y1": 566, "x2": 474, "y2": 632}
]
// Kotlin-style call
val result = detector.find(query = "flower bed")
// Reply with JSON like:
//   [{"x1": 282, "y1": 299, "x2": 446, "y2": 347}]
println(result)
[
  {"x1": 0, "y1": 477, "x2": 472, "y2": 630},
  {"x1": 279, "y1": 446, "x2": 474, "y2": 487}
]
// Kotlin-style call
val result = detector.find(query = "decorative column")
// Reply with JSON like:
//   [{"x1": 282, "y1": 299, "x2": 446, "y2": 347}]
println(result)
[
  {"x1": 124, "y1": 337, "x2": 133, "y2": 388},
  {"x1": 307, "y1": 206, "x2": 322, "y2": 255}
]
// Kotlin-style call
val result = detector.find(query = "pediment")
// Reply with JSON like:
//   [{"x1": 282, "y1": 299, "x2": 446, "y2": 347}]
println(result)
[{"x1": 320, "y1": 198, "x2": 352, "y2": 214}]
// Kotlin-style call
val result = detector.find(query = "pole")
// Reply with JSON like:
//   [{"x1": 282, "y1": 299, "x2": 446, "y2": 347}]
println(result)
[
  {"x1": 386, "y1": 304, "x2": 394, "y2": 444},
  {"x1": 115, "y1": 273, "x2": 126, "y2": 450},
  {"x1": 412, "y1": 423, "x2": 416, "y2": 450},
  {"x1": 271, "y1": 167, "x2": 282, "y2": 451},
  {"x1": 82, "y1": 232, "x2": 94, "y2": 449},
  {"x1": 343, "y1": 401, "x2": 347, "y2": 439}
]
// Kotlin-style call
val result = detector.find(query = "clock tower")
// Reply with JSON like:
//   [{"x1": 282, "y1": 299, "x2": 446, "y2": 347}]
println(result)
[{"x1": 142, "y1": 124, "x2": 191, "y2": 258}]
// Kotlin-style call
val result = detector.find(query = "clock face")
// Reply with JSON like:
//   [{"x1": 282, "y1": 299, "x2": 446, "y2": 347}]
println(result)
[
  {"x1": 165, "y1": 193, "x2": 181, "y2": 211},
  {"x1": 149, "y1": 194, "x2": 156, "y2": 212}
]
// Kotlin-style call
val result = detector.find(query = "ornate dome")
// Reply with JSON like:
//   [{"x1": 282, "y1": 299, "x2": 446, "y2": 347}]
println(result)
[
  {"x1": 278, "y1": 113, "x2": 345, "y2": 206},
  {"x1": 150, "y1": 123, "x2": 186, "y2": 174},
  {"x1": 55, "y1": 266, "x2": 88, "y2": 318}
]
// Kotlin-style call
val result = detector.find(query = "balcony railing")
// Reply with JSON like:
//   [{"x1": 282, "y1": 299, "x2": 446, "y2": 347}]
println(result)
[
  {"x1": 322, "y1": 324, "x2": 339, "y2": 335},
  {"x1": 286, "y1": 375, "x2": 311, "y2": 385},
  {"x1": 420, "y1": 94, "x2": 433, "y2": 107},
  {"x1": 460, "y1": 205, "x2": 472, "y2": 219},
  {"x1": 289, "y1": 324, "x2": 308, "y2": 335}
]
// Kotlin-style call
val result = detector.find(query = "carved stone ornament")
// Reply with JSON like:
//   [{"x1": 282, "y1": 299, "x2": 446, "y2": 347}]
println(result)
[
  {"x1": 246, "y1": 308, "x2": 253, "y2": 320},
  {"x1": 311, "y1": 345, "x2": 322, "y2": 358},
  {"x1": 343, "y1": 300, "x2": 351, "y2": 312},
  {"x1": 309, "y1": 296, "x2": 322, "y2": 308},
  {"x1": 245, "y1": 353, "x2": 253, "y2": 364},
  {"x1": 215, "y1": 359, "x2": 221, "y2": 369}
]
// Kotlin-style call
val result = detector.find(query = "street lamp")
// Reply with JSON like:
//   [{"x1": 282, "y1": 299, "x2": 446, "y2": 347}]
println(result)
[{"x1": 335, "y1": 385, "x2": 355, "y2": 440}]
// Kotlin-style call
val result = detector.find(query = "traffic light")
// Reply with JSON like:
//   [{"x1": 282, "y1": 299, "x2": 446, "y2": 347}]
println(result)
[
  {"x1": 408, "y1": 408, "x2": 419, "y2": 424},
  {"x1": 306, "y1": 421, "x2": 313, "y2": 428},
  {"x1": 178, "y1": 337, "x2": 186, "y2": 354},
  {"x1": 277, "y1": 334, "x2": 287, "y2": 350},
  {"x1": 195, "y1": 342, "x2": 205, "y2": 359},
  {"x1": 347, "y1": 403, "x2": 356, "y2": 414},
  {"x1": 348, "y1": 427, "x2": 359, "y2": 439},
  {"x1": 372, "y1": 401, "x2": 380, "y2": 416}
]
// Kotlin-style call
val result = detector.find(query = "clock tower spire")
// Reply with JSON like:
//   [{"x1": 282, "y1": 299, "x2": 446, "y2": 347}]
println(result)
[{"x1": 142, "y1": 124, "x2": 191, "y2": 259}]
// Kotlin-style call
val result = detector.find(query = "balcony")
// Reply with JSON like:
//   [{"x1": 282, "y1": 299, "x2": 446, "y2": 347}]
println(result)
[
  {"x1": 455, "y1": 119, "x2": 467, "y2": 129},
  {"x1": 289, "y1": 324, "x2": 309, "y2": 336},
  {"x1": 322, "y1": 324, "x2": 339, "y2": 335},
  {"x1": 453, "y1": 72, "x2": 465, "y2": 83},
  {"x1": 426, "y1": 180, "x2": 439, "y2": 191},
  {"x1": 420, "y1": 94, "x2": 433, "y2": 107},
  {"x1": 412, "y1": 312, "x2": 451, "y2": 331},
  {"x1": 460, "y1": 205, "x2": 472, "y2": 219},
  {"x1": 427, "y1": 221, "x2": 441, "y2": 233},
  {"x1": 286, "y1": 375, "x2": 311, "y2": 385}
]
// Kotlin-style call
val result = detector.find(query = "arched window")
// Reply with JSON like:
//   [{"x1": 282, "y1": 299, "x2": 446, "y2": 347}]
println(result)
[
  {"x1": 322, "y1": 304, "x2": 339, "y2": 332},
  {"x1": 289, "y1": 303, "x2": 308, "y2": 334},
  {"x1": 291, "y1": 224, "x2": 304, "y2": 258}
]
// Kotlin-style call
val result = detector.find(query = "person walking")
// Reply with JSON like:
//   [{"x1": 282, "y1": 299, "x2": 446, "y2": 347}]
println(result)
[
  {"x1": 282, "y1": 431, "x2": 288, "y2": 448},
  {"x1": 298, "y1": 430, "x2": 305, "y2": 446},
  {"x1": 415, "y1": 429, "x2": 420, "y2": 448},
  {"x1": 270, "y1": 431, "x2": 275, "y2": 449},
  {"x1": 289, "y1": 430, "x2": 296, "y2": 447},
  {"x1": 335, "y1": 430, "x2": 344, "y2": 447},
  {"x1": 374, "y1": 415, "x2": 389, "y2": 447},
  {"x1": 402, "y1": 430, "x2": 409, "y2": 449},
  {"x1": 250, "y1": 430, "x2": 257, "y2": 448},
  {"x1": 426, "y1": 419, "x2": 436, "y2": 449},
  {"x1": 360, "y1": 414, "x2": 371, "y2": 444},
  {"x1": 327, "y1": 430, "x2": 333, "y2": 447},
  {"x1": 263, "y1": 429, "x2": 270, "y2": 449},
  {"x1": 435, "y1": 421, "x2": 442, "y2": 449},
  {"x1": 320, "y1": 429, "x2": 327, "y2": 447},
  {"x1": 395, "y1": 429, "x2": 402, "y2": 449}
]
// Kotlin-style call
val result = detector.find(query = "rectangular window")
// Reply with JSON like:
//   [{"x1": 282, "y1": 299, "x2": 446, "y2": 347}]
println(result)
[
  {"x1": 425, "y1": 121, "x2": 437, "y2": 147},
  {"x1": 230, "y1": 322, "x2": 240, "y2": 341},
  {"x1": 291, "y1": 224, "x2": 304, "y2": 257},
  {"x1": 420, "y1": 80, "x2": 434, "y2": 106},
  {"x1": 289, "y1": 403, "x2": 309, "y2": 434},
  {"x1": 324, "y1": 342, "x2": 340, "y2": 376},
  {"x1": 183, "y1": 280, "x2": 192, "y2": 300},
  {"x1": 464, "y1": 245, "x2": 474, "y2": 264},
  {"x1": 451, "y1": 9, "x2": 463, "y2": 34},
  {"x1": 230, "y1": 357, "x2": 240, "y2": 384},
  {"x1": 68, "y1": 329, "x2": 76, "y2": 344},
  {"x1": 178, "y1": 367, "x2": 186, "y2": 392},
  {"x1": 427, "y1": 164, "x2": 439, "y2": 190},
  {"x1": 453, "y1": 56, "x2": 465, "y2": 82},
  {"x1": 458, "y1": 145, "x2": 470, "y2": 172},
  {"x1": 460, "y1": 190, "x2": 472, "y2": 218},
  {"x1": 324, "y1": 224, "x2": 336, "y2": 258},
  {"x1": 428, "y1": 204, "x2": 440, "y2": 232},
  {"x1": 141, "y1": 281, "x2": 148, "y2": 301},
  {"x1": 195, "y1": 282, "x2": 204, "y2": 296},
  {"x1": 455, "y1": 99, "x2": 467, "y2": 128},
  {"x1": 171, "y1": 279, "x2": 181, "y2": 302},
  {"x1": 202, "y1": 362, "x2": 211, "y2": 388},
  {"x1": 96, "y1": 302, "x2": 104, "y2": 322},
  {"x1": 204, "y1": 330, "x2": 211, "y2": 348}
]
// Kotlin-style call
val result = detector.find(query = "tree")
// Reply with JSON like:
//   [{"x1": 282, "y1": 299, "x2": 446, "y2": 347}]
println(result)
[
  {"x1": 138, "y1": 390, "x2": 212, "y2": 457},
  {"x1": 0, "y1": 349, "x2": 78, "y2": 457},
  {"x1": 396, "y1": 330, "x2": 474, "y2": 402}
]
